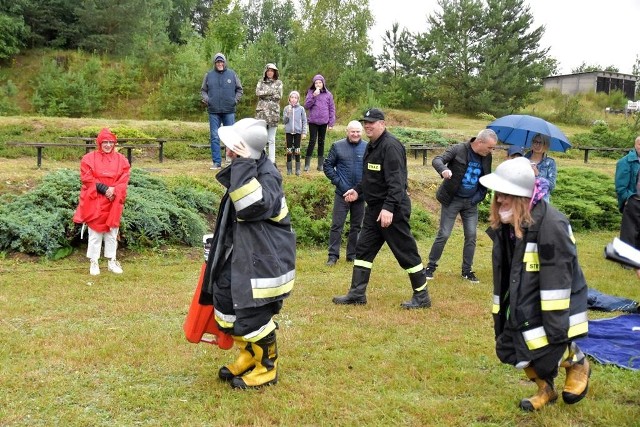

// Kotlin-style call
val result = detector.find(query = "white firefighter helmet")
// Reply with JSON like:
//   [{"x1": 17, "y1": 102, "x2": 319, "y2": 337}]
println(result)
[
  {"x1": 479, "y1": 157, "x2": 535, "y2": 198},
  {"x1": 218, "y1": 118, "x2": 268, "y2": 160}
]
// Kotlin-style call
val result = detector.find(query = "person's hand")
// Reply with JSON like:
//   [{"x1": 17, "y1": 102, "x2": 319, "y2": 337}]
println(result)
[
  {"x1": 442, "y1": 170, "x2": 452, "y2": 179},
  {"x1": 636, "y1": 269, "x2": 640, "y2": 279},
  {"x1": 314, "y1": 88, "x2": 320, "y2": 96},
  {"x1": 105, "y1": 187, "x2": 115, "y2": 201},
  {"x1": 377, "y1": 209, "x2": 393, "y2": 228},
  {"x1": 328, "y1": 126, "x2": 333, "y2": 130},
  {"x1": 531, "y1": 163, "x2": 539, "y2": 176},
  {"x1": 301, "y1": 134, "x2": 307, "y2": 139},
  {"x1": 232, "y1": 141, "x2": 251, "y2": 158},
  {"x1": 343, "y1": 189, "x2": 358, "y2": 203}
]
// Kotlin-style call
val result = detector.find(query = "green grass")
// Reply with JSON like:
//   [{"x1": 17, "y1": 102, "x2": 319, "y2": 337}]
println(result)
[
  {"x1": 2, "y1": 229, "x2": 640, "y2": 426},
  {"x1": 2, "y1": 113, "x2": 640, "y2": 426}
]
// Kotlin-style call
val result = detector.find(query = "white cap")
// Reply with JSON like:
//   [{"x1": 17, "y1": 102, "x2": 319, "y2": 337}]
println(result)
[
  {"x1": 479, "y1": 157, "x2": 535, "y2": 197},
  {"x1": 218, "y1": 118, "x2": 268, "y2": 160}
]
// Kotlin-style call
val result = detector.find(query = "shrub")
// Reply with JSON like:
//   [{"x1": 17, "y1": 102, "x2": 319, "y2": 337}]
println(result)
[
  {"x1": 552, "y1": 167, "x2": 620, "y2": 231},
  {"x1": 0, "y1": 169, "x2": 217, "y2": 258}
]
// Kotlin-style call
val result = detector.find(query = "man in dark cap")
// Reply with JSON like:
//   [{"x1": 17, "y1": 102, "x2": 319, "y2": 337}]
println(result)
[
  {"x1": 332, "y1": 108, "x2": 432, "y2": 309},
  {"x1": 201, "y1": 52, "x2": 243, "y2": 170}
]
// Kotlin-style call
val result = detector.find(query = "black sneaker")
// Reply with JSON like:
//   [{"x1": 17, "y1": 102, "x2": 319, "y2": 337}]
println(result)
[
  {"x1": 326, "y1": 257, "x2": 337, "y2": 267},
  {"x1": 461, "y1": 271, "x2": 479, "y2": 283},
  {"x1": 425, "y1": 266, "x2": 435, "y2": 280}
]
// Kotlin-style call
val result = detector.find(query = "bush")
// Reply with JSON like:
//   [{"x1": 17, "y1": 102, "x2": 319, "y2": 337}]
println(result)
[
  {"x1": 0, "y1": 169, "x2": 218, "y2": 258},
  {"x1": 552, "y1": 167, "x2": 620, "y2": 231},
  {"x1": 32, "y1": 57, "x2": 104, "y2": 117}
]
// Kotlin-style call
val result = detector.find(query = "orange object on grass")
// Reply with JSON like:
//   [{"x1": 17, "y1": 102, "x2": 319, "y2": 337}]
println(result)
[{"x1": 183, "y1": 263, "x2": 233, "y2": 349}]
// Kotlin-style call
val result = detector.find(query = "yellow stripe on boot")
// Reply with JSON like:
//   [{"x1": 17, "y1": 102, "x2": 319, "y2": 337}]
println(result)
[
  {"x1": 231, "y1": 331, "x2": 278, "y2": 389},
  {"x1": 219, "y1": 337, "x2": 255, "y2": 382}
]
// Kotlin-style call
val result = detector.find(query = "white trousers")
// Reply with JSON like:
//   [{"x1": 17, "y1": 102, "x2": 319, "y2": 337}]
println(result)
[
  {"x1": 267, "y1": 125, "x2": 277, "y2": 163},
  {"x1": 87, "y1": 227, "x2": 119, "y2": 260}
]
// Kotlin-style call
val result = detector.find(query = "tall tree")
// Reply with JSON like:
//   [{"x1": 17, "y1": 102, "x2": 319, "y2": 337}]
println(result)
[
  {"x1": 242, "y1": 0, "x2": 296, "y2": 46},
  {"x1": 418, "y1": 0, "x2": 485, "y2": 112},
  {"x1": 572, "y1": 62, "x2": 619, "y2": 73},
  {"x1": 0, "y1": 0, "x2": 30, "y2": 59},
  {"x1": 288, "y1": 0, "x2": 372, "y2": 95},
  {"x1": 204, "y1": 0, "x2": 245, "y2": 58},
  {"x1": 475, "y1": 0, "x2": 553, "y2": 115},
  {"x1": 418, "y1": 0, "x2": 554, "y2": 116}
]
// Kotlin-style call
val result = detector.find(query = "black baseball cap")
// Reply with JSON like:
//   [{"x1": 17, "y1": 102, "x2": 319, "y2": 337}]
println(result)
[{"x1": 360, "y1": 108, "x2": 385, "y2": 122}]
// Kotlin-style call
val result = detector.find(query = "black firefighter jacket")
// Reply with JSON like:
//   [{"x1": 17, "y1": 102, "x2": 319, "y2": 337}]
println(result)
[
  {"x1": 487, "y1": 201, "x2": 589, "y2": 362},
  {"x1": 201, "y1": 154, "x2": 296, "y2": 310}
]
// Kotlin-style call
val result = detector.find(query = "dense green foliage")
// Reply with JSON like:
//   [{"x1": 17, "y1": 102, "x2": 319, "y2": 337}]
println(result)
[
  {"x1": 1, "y1": 0, "x2": 555, "y2": 119},
  {"x1": 477, "y1": 166, "x2": 621, "y2": 230},
  {"x1": 0, "y1": 169, "x2": 218, "y2": 258}
]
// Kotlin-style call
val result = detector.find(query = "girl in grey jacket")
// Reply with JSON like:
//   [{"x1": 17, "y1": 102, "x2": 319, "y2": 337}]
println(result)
[{"x1": 282, "y1": 91, "x2": 307, "y2": 175}]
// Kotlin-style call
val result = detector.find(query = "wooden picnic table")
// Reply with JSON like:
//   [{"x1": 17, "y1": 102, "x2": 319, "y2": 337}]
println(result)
[
  {"x1": 577, "y1": 146, "x2": 629, "y2": 163},
  {"x1": 59, "y1": 137, "x2": 170, "y2": 162},
  {"x1": 7, "y1": 141, "x2": 162, "y2": 168},
  {"x1": 405, "y1": 143, "x2": 511, "y2": 166}
]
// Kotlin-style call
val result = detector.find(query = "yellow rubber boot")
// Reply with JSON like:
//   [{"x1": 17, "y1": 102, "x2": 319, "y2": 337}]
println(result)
[
  {"x1": 519, "y1": 367, "x2": 558, "y2": 411},
  {"x1": 218, "y1": 337, "x2": 255, "y2": 381},
  {"x1": 561, "y1": 357, "x2": 591, "y2": 404},
  {"x1": 231, "y1": 331, "x2": 278, "y2": 389}
]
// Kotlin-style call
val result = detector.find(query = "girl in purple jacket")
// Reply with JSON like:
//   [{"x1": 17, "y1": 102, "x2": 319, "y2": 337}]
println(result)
[{"x1": 304, "y1": 74, "x2": 335, "y2": 171}]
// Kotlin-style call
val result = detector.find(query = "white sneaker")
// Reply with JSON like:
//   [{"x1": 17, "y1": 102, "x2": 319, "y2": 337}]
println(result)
[
  {"x1": 108, "y1": 259, "x2": 123, "y2": 274},
  {"x1": 90, "y1": 259, "x2": 100, "y2": 276}
]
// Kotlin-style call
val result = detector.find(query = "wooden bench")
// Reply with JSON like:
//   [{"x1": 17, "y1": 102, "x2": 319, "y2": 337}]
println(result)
[
  {"x1": 7, "y1": 142, "x2": 162, "y2": 167},
  {"x1": 60, "y1": 137, "x2": 168, "y2": 163},
  {"x1": 406, "y1": 144, "x2": 446, "y2": 166},
  {"x1": 577, "y1": 146, "x2": 629, "y2": 163}
]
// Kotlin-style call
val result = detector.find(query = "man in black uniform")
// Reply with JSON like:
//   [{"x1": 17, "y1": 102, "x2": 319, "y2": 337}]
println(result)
[{"x1": 332, "y1": 108, "x2": 431, "y2": 309}]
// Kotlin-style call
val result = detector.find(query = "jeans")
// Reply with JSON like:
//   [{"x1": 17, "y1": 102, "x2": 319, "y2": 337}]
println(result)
[
  {"x1": 209, "y1": 112, "x2": 235, "y2": 165},
  {"x1": 427, "y1": 196, "x2": 478, "y2": 273},
  {"x1": 328, "y1": 193, "x2": 364, "y2": 260},
  {"x1": 266, "y1": 125, "x2": 277, "y2": 163}
]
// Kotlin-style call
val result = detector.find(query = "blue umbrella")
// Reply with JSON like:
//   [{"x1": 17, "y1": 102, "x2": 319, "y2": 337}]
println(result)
[{"x1": 486, "y1": 114, "x2": 571, "y2": 152}]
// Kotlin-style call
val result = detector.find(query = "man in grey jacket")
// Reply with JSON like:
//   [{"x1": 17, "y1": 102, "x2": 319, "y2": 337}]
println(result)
[
  {"x1": 201, "y1": 53, "x2": 243, "y2": 170},
  {"x1": 426, "y1": 129, "x2": 497, "y2": 283}
]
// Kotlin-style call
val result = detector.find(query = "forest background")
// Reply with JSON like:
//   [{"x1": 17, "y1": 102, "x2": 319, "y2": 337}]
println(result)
[{"x1": 2, "y1": 0, "x2": 640, "y2": 122}]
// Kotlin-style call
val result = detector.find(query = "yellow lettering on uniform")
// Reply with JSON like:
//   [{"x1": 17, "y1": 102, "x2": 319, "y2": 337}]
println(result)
[
  {"x1": 368, "y1": 163, "x2": 381, "y2": 171},
  {"x1": 523, "y1": 251, "x2": 540, "y2": 272}
]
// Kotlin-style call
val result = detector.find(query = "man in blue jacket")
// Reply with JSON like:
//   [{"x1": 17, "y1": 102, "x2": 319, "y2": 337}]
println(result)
[
  {"x1": 201, "y1": 53, "x2": 243, "y2": 170},
  {"x1": 323, "y1": 120, "x2": 367, "y2": 266},
  {"x1": 615, "y1": 135, "x2": 640, "y2": 249}
]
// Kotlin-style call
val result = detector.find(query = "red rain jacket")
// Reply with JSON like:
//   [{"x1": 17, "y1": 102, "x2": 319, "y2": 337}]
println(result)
[{"x1": 73, "y1": 129, "x2": 130, "y2": 232}]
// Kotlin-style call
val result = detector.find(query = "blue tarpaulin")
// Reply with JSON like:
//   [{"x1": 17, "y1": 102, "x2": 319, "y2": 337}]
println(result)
[{"x1": 575, "y1": 314, "x2": 640, "y2": 371}]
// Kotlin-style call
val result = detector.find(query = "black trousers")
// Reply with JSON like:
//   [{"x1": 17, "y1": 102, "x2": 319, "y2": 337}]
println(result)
[
  {"x1": 620, "y1": 196, "x2": 640, "y2": 249},
  {"x1": 213, "y1": 256, "x2": 282, "y2": 336},
  {"x1": 355, "y1": 199, "x2": 423, "y2": 271},
  {"x1": 305, "y1": 123, "x2": 327, "y2": 158}
]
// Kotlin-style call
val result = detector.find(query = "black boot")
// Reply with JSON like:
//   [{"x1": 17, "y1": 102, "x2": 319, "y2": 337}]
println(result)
[
  {"x1": 332, "y1": 267, "x2": 370, "y2": 305},
  {"x1": 304, "y1": 156, "x2": 311, "y2": 172},
  {"x1": 286, "y1": 161, "x2": 292, "y2": 175},
  {"x1": 316, "y1": 156, "x2": 324, "y2": 171},
  {"x1": 401, "y1": 269, "x2": 432, "y2": 309},
  {"x1": 295, "y1": 161, "x2": 301, "y2": 176}
]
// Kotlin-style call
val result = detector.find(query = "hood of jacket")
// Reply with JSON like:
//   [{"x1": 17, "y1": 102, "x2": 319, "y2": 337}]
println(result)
[{"x1": 309, "y1": 74, "x2": 328, "y2": 92}]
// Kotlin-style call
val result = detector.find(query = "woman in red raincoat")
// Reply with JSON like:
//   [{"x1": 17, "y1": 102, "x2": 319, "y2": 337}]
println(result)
[{"x1": 73, "y1": 128, "x2": 130, "y2": 275}]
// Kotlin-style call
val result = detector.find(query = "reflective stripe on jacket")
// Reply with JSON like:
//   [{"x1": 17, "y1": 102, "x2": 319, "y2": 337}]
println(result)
[{"x1": 487, "y1": 201, "x2": 588, "y2": 359}]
